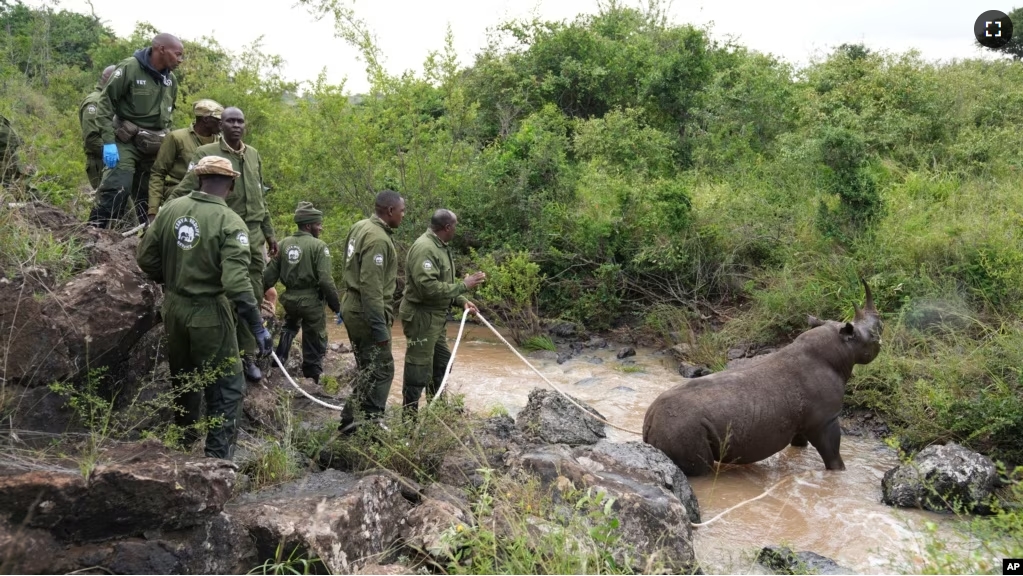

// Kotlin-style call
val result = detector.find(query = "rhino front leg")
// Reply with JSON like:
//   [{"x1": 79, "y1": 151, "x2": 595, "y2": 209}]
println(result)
[{"x1": 808, "y1": 418, "x2": 846, "y2": 471}]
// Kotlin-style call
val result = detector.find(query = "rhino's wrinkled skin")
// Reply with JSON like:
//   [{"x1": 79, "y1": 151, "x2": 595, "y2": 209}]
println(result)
[{"x1": 643, "y1": 281, "x2": 883, "y2": 476}]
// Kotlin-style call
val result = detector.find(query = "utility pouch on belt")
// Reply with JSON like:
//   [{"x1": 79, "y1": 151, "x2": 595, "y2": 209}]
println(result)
[
  {"x1": 133, "y1": 128, "x2": 168, "y2": 156},
  {"x1": 113, "y1": 116, "x2": 139, "y2": 145}
]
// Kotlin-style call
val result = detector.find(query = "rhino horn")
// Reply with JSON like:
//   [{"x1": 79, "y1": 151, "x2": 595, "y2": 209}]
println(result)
[{"x1": 860, "y1": 277, "x2": 877, "y2": 315}]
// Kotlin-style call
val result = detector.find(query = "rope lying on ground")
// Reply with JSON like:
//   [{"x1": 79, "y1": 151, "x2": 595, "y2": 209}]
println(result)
[{"x1": 270, "y1": 350, "x2": 346, "y2": 411}]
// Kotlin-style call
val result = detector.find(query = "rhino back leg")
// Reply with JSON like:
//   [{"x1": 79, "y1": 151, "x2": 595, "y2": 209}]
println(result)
[
  {"x1": 790, "y1": 433, "x2": 809, "y2": 447},
  {"x1": 807, "y1": 417, "x2": 846, "y2": 471}
]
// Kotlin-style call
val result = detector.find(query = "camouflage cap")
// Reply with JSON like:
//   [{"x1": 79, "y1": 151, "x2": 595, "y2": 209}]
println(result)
[
  {"x1": 192, "y1": 99, "x2": 223, "y2": 119},
  {"x1": 193, "y1": 156, "x2": 239, "y2": 178}
]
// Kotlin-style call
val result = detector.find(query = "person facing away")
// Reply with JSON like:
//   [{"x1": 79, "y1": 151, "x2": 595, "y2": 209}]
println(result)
[
  {"x1": 399, "y1": 209, "x2": 486, "y2": 420},
  {"x1": 135, "y1": 155, "x2": 272, "y2": 459},
  {"x1": 263, "y1": 201, "x2": 340, "y2": 385},
  {"x1": 338, "y1": 190, "x2": 405, "y2": 433},
  {"x1": 168, "y1": 106, "x2": 278, "y2": 383},
  {"x1": 79, "y1": 64, "x2": 117, "y2": 189},
  {"x1": 146, "y1": 98, "x2": 223, "y2": 221},
  {"x1": 88, "y1": 32, "x2": 183, "y2": 229}
]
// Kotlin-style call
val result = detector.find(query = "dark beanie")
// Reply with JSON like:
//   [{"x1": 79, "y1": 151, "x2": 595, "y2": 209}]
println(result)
[{"x1": 294, "y1": 201, "x2": 323, "y2": 225}]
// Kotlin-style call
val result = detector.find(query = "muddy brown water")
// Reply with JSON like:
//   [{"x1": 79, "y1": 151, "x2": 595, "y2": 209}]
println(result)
[{"x1": 326, "y1": 320, "x2": 963, "y2": 574}]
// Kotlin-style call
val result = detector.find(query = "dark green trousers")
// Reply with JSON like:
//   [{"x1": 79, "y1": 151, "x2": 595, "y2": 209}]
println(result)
[
  {"x1": 340, "y1": 292, "x2": 394, "y2": 428},
  {"x1": 235, "y1": 222, "x2": 266, "y2": 357},
  {"x1": 400, "y1": 303, "x2": 451, "y2": 415},
  {"x1": 163, "y1": 291, "x2": 245, "y2": 460},
  {"x1": 87, "y1": 141, "x2": 154, "y2": 229},
  {"x1": 279, "y1": 289, "x2": 327, "y2": 379},
  {"x1": 85, "y1": 152, "x2": 104, "y2": 190}
]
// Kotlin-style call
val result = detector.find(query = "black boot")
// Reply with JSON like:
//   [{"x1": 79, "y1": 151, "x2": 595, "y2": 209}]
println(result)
[
  {"x1": 242, "y1": 355, "x2": 262, "y2": 382},
  {"x1": 275, "y1": 328, "x2": 297, "y2": 363}
]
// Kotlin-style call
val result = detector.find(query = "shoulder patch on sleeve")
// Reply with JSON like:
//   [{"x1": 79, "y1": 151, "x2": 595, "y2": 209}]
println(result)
[
  {"x1": 236, "y1": 232, "x2": 249, "y2": 246},
  {"x1": 323, "y1": 246, "x2": 330, "y2": 257},
  {"x1": 373, "y1": 253, "x2": 384, "y2": 266},
  {"x1": 86, "y1": 104, "x2": 97, "y2": 115},
  {"x1": 423, "y1": 259, "x2": 433, "y2": 270}
]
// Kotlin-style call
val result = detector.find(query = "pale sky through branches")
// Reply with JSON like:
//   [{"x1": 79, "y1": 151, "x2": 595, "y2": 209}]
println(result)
[{"x1": 51, "y1": 0, "x2": 996, "y2": 94}]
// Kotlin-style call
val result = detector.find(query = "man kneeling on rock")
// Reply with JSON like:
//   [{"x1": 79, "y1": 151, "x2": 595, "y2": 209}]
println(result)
[
  {"x1": 136, "y1": 155, "x2": 272, "y2": 459},
  {"x1": 263, "y1": 201, "x2": 340, "y2": 385}
]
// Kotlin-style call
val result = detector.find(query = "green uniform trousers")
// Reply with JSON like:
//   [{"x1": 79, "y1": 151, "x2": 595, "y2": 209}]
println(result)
[
  {"x1": 400, "y1": 304, "x2": 451, "y2": 416},
  {"x1": 279, "y1": 289, "x2": 328, "y2": 379},
  {"x1": 340, "y1": 291, "x2": 394, "y2": 428},
  {"x1": 236, "y1": 222, "x2": 266, "y2": 357},
  {"x1": 85, "y1": 152, "x2": 104, "y2": 190},
  {"x1": 163, "y1": 291, "x2": 245, "y2": 460},
  {"x1": 88, "y1": 140, "x2": 153, "y2": 228}
]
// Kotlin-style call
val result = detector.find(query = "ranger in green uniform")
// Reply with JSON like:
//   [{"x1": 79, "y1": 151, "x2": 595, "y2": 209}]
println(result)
[
  {"x1": 0, "y1": 115, "x2": 24, "y2": 185},
  {"x1": 170, "y1": 107, "x2": 278, "y2": 382},
  {"x1": 264, "y1": 202, "x2": 340, "y2": 384},
  {"x1": 136, "y1": 156, "x2": 272, "y2": 459},
  {"x1": 339, "y1": 191, "x2": 405, "y2": 432},
  {"x1": 147, "y1": 99, "x2": 222, "y2": 221},
  {"x1": 88, "y1": 33, "x2": 183, "y2": 229},
  {"x1": 399, "y1": 209, "x2": 485, "y2": 419},
  {"x1": 78, "y1": 65, "x2": 117, "y2": 189}
]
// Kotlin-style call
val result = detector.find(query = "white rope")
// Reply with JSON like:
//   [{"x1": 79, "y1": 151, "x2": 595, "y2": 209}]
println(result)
[
  {"x1": 430, "y1": 310, "x2": 468, "y2": 405},
  {"x1": 121, "y1": 223, "x2": 146, "y2": 237},
  {"x1": 270, "y1": 350, "x2": 346, "y2": 411},
  {"x1": 690, "y1": 474, "x2": 796, "y2": 529},
  {"x1": 472, "y1": 311, "x2": 644, "y2": 436}
]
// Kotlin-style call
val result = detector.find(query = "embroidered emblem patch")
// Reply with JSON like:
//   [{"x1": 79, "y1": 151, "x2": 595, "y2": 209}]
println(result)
[
  {"x1": 286, "y1": 245, "x2": 302, "y2": 263},
  {"x1": 373, "y1": 254, "x2": 384, "y2": 266},
  {"x1": 86, "y1": 105, "x2": 97, "y2": 115},
  {"x1": 174, "y1": 217, "x2": 200, "y2": 250},
  {"x1": 237, "y1": 232, "x2": 249, "y2": 246},
  {"x1": 423, "y1": 260, "x2": 433, "y2": 270}
]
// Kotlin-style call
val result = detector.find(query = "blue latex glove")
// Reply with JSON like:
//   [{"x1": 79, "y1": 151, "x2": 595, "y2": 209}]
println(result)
[
  {"x1": 254, "y1": 325, "x2": 273, "y2": 357},
  {"x1": 102, "y1": 143, "x2": 119, "y2": 168},
  {"x1": 335, "y1": 312, "x2": 344, "y2": 325}
]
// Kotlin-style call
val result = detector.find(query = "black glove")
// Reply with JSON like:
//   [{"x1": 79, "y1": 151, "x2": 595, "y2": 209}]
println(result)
[{"x1": 235, "y1": 294, "x2": 272, "y2": 357}]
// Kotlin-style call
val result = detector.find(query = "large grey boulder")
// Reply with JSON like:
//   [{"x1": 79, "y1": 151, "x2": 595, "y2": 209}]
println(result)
[
  {"x1": 881, "y1": 442, "x2": 998, "y2": 513},
  {"x1": 0, "y1": 440, "x2": 235, "y2": 542},
  {"x1": 506, "y1": 443, "x2": 696, "y2": 572},
  {"x1": 227, "y1": 469, "x2": 412, "y2": 574},
  {"x1": 577, "y1": 440, "x2": 700, "y2": 523},
  {"x1": 0, "y1": 202, "x2": 160, "y2": 388},
  {"x1": 516, "y1": 388, "x2": 606, "y2": 445}
]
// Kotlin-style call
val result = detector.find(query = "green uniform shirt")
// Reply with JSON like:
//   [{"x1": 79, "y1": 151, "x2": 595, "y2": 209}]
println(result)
[
  {"x1": 169, "y1": 140, "x2": 275, "y2": 242},
  {"x1": 402, "y1": 229, "x2": 468, "y2": 311},
  {"x1": 148, "y1": 126, "x2": 217, "y2": 216},
  {"x1": 97, "y1": 49, "x2": 178, "y2": 142},
  {"x1": 264, "y1": 230, "x2": 340, "y2": 312},
  {"x1": 342, "y1": 215, "x2": 397, "y2": 342},
  {"x1": 137, "y1": 191, "x2": 254, "y2": 303},
  {"x1": 79, "y1": 87, "x2": 105, "y2": 155}
]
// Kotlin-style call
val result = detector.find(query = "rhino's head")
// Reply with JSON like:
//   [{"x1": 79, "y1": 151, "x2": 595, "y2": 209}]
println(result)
[{"x1": 807, "y1": 279, "x2": 883, "y2": 364}]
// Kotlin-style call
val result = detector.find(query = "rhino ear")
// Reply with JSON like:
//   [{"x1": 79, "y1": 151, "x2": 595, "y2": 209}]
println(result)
[
  {"x1": 840, "y1": 322, "x2": 856, "y2": 340},
  {"x1": 808, "y1": 315, "x2": 825, "y2": 327}
]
